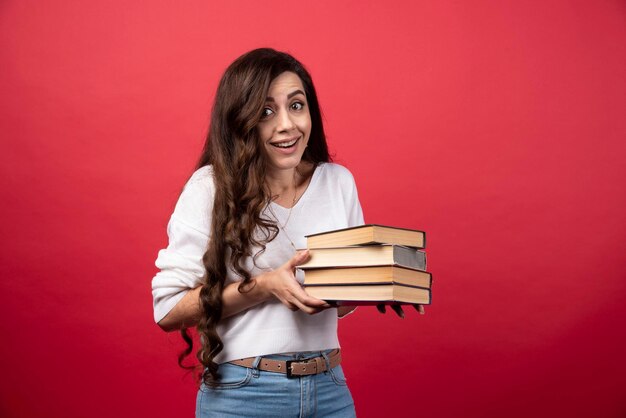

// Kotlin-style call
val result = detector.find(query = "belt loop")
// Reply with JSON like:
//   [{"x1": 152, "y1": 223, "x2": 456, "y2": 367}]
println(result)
[
  {"x1": 251, "y1": 356, "x2": 262, "y2": 378},
  {"x1": 321, "y1": 350, "x2": 331, "y2": 373}
]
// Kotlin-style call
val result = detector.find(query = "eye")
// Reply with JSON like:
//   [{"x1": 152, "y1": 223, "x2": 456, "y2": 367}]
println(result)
[
  {"x1": 260, "y1": 107, "x2": 274, "y2": 119},
  {"x1": 291, "y1": 101, "x2": 305, "y2": 111}
]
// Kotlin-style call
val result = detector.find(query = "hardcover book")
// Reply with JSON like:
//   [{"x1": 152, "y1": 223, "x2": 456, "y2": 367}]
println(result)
[
  {"x1": 299, "y1": 245, "x2": 426, "y2": 270},
  {"x1": 303, "y1": 265, "x2": 432, "y2": 288},
  {"x1": 306, "y1": 224, "x2": 426, "y2": 249},
  {"x1": 305, "y1": 283, "x2": 431, "y2": 305}
]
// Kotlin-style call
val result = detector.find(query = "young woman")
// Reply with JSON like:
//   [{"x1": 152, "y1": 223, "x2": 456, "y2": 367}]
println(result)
[{"x1": 152, "y1": 48, "x2": 363, "y2": 417}]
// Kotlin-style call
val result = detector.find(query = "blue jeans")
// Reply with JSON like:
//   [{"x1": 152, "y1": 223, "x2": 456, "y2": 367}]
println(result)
[{"x1": 196, "y1": 350, "x2": 356, "y2": 417}]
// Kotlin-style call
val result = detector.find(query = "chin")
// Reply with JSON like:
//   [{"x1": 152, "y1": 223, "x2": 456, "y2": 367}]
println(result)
[{"x1": 264, "y1": 145, "x2": 307, "y2": 172}]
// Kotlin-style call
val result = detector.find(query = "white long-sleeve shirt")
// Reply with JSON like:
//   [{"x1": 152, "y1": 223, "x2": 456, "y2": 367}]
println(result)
[{"x1": 152, "y1": 162, "x2": 364, "y2": 363}]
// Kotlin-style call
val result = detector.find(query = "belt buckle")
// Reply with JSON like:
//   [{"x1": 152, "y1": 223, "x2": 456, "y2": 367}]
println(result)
[{"x1": 285, "y1": 360, "x2": 296, "y2": 378}]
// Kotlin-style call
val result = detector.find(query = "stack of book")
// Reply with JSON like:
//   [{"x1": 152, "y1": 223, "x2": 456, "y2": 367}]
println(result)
[{"x1": 300, "y1": 224, "x2": 431, "y2": 306}]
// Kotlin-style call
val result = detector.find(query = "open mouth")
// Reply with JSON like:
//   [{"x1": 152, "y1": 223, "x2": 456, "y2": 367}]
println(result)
[{"x1": 270, "y1": 137, "x2": 300, "y2": 149}]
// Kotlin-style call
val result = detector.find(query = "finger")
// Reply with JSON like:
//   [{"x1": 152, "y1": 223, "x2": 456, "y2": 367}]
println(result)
[
  {"x1": 290, "y1": 296, "x2": 323, "y2": 315},
  {"x1": 280, "y1": 281, "x2": 331, "y2": 312},
  {"x1": 296, "y1": 286, "x2": 332, "y2": 308},
  {"x1": 308, "y1": 306, "x2": 328, "y2": 315},
  {"x1": 286, "y1": 249, "x2": 311, "y2": 269},
  {"x1": 276, "y1": 296, "x2": 299, "y2": 311},
  {"x1": 390, "y1": 304, "x2": 405, "y2": 319},
  {"x1": 376, "y1": 304, "x2": 386, "y2": 314},
  {"x1": 297, "y1": 283, "x2": 331, "y2": 306},
  {"x1": 413, "y1": 304, "x2": 425, "y2": 315}
]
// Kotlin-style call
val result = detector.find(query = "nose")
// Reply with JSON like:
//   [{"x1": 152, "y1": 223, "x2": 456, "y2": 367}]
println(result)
[{"x1": 276, "y1": 108, "x2": 296, "y2": 132}]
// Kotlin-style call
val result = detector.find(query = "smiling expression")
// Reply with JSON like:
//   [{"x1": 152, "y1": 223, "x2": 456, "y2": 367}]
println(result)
[{"x1": 257, "y1": 71, "x2": 311, "y2": 174}]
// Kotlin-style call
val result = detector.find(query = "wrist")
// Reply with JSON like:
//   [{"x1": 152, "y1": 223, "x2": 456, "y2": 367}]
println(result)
[{"x1": 252, "y1": 273, "x2": 272, "y2": 302}]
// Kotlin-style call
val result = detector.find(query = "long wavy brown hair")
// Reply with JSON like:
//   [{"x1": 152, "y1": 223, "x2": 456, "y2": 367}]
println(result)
[{"x1": 179, "y1": 48, "x2": 331, "y2": 385}]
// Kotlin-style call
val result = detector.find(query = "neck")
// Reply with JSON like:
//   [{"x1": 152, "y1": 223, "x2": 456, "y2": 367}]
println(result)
[{"x1": 265, "y1": 167, "x2": 298, "y2": 197}]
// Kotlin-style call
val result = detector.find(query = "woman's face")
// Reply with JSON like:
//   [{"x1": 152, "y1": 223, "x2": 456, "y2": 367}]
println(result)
[{"x1": 257, "y1": 71, "x2": 311, "y2": 174}]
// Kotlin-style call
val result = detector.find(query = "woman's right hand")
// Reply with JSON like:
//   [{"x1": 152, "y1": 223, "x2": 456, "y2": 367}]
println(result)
[
  {"x1": 376, "y1": 303, "x2": 425, "y2": 318},
  {"x1": 258, "y1": 250, "x2": 332, "y2": 314}
]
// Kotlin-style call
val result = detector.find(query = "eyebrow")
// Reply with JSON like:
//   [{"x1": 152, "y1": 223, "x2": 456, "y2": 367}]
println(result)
[{"x1": 265, "y1": 89, "x2": 306, "y2": 102}]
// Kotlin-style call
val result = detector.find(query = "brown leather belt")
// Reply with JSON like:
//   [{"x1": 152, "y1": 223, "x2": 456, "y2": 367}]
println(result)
[{"x1": 229, "y1": 349, "x2": 341, "y2": 378}]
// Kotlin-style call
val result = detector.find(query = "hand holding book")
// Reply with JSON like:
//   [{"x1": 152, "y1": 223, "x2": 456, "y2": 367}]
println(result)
[
  {"x1": 259, "y1": 250, "x2": 331, "y2": 314},
  {"x1": 376, "y1": 303, "x2": 425, "y2": 318},
  {"x1": 300, "y1": 225, "x2": 433, "y2": 311}
]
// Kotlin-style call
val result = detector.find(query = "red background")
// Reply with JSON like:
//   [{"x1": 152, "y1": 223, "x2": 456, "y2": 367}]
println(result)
[{"x1": 1, "y1": 1, "x2": 625, "y2": 417}]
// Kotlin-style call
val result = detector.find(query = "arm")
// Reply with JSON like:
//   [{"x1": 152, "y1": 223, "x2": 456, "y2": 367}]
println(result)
[
  {"x1": 157, "y1": 286, "x2": 202, "y2": 332},
  {"x1": 157, "y1": 279, "x2": 269, "y2": 332},
  {"x1": 158, "y1": 250, "x2": 330, "y2": 332}
]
